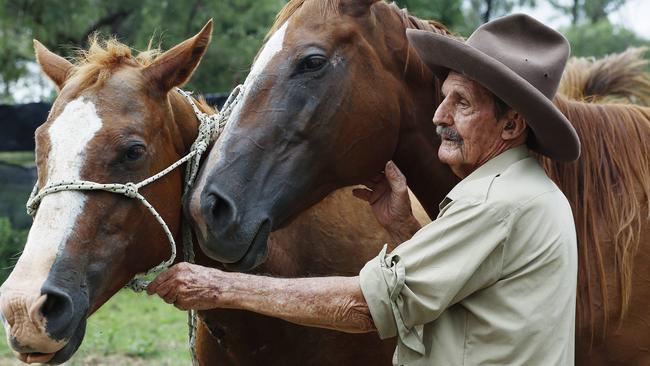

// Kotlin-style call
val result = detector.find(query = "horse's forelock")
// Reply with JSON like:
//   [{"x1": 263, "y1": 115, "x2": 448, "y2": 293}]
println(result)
[{"x1": 67, "y1": 34, "x2": 162, "y2": 91}]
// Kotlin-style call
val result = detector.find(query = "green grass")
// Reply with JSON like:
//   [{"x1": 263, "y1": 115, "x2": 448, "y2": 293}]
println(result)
[
  {"x1": 0, "y1": 290, "x2": 191, "y2": 365},
  {"x1": 0, "y1": 151, "x2": 35, "y2": 167}
]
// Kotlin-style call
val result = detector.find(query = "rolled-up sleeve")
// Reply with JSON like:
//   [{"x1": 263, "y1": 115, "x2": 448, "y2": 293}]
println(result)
[{"x1": 359, "y1": 199, "x2": 509, "y2": 364}]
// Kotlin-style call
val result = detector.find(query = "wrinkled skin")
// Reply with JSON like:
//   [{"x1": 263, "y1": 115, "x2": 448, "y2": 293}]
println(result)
[{"x1": 434, "y1": 72, "x2": 528, "y2": 178}]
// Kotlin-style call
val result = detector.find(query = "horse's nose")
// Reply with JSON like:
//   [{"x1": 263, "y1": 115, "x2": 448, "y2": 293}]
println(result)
[
  {"x1": 0, "y1": 291, "x2": 67, "y2": 355},
  {"x1": 39, "y1": 287, "x2": 74, "y2": 339},
  {"x1": 199, "y1": 187, "x2": 256, "y2": 263}
]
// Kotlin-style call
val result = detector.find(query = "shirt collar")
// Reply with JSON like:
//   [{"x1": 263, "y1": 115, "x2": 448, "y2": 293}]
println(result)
[{"x1": 442, "y1": 145, "x2": 530, "y2": 208}]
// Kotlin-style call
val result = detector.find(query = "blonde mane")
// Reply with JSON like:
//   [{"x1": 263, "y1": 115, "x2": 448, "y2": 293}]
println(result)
[
  {"x1": 544, "y1": 95, "x2": 650, "y2": 337},
  {"x1": 560, "y1": 47, "x2": 650, "y2": 106}
]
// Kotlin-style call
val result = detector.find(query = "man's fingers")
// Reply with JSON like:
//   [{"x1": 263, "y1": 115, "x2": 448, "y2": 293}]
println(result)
[
  {"x1": 385, "y1": 161, "x2": 407, "y2": 194},
  {"x1": 146, "y1": 265, "x2": 179, "y2": 295},
  {"x1": 154, "y1": 279, "x2": 176, "y2": 302},
  {"x1": 352, "y1": 188, "x2": 372, "y2": 201},
  {"x1": 162, "y1": 289, "x2": 178, "y2": 305}
]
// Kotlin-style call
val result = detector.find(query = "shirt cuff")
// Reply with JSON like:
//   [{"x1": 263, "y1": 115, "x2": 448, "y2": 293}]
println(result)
[{"x1": 359, "y1": 245, "x2": 425, "y2": 364}]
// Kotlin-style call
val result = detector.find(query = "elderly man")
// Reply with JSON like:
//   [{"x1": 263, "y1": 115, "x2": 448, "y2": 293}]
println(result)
[{"x1": 148, "y1": 14, "x2": 580, "y2": 365}]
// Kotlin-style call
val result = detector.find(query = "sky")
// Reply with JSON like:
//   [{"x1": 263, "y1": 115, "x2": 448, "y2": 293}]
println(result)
[{"x1": 9, "y1": 0, "x2": 650, "y2": 103}]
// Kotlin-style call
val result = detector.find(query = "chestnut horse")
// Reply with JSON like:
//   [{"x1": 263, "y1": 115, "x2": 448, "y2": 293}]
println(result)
[
  {"x1": 0, "y1": 18, "x2": 431, "y2": 365},
  {"x1": 189, "y1": 1, "x2": 650, "y2": 365}
]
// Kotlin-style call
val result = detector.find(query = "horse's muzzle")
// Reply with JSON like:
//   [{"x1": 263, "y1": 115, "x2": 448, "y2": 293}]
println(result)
[{"x1": 196, "y1": 185, "x2": 270, "y2": 270}]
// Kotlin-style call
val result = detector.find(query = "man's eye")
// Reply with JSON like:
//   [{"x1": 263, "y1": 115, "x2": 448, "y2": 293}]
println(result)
[
  {"x1": 297, "y1": 55, "x2": 328, "y2": 73},
  {"x1": 125, "y1": 144, "x2": 146, "y2": 161}
]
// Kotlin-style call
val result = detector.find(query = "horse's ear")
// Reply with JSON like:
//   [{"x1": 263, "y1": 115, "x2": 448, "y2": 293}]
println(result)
[
  {"x1": 144, "y1": 19, "x2": 213, "y2": 92},
  {"x1": 340, "y1": 0, "x2": 381, "y2": 17},
  {"x1": 33, "y1": 40, "x2": 74, "y2": 90}
]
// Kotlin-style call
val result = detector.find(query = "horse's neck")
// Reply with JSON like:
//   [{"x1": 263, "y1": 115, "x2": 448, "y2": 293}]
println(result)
[
  {"x1": 374, "y1": 7, "x2": 458, "y2": 217},
  {"x1": 393, "y1": 73, "x2": 459, "y2": 218}
]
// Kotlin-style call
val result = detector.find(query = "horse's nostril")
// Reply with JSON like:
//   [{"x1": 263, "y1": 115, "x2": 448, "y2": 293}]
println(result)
[
  {"x1": 41, "y1": 294, "x2": 63, "y2": 319},
  {"x1": 206, "y1": 191, "x2": 237, "y2": 231},
  {"x1": 39, "y1": 288, "x2": 74, "y2": 337}
]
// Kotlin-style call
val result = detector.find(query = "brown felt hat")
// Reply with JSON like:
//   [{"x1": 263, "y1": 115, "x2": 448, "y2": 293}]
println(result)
[{"x1": 407, "y1": 14, "x2": 580, "y2": 161}]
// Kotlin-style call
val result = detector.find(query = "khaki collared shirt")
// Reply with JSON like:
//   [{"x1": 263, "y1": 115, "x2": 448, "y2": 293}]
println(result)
[{"x1": 359, "y1": 146, "x2": 577, "y2": 365}]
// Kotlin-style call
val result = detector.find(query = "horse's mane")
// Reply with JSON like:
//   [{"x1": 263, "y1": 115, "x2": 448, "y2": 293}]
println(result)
[
  {"x1": 268, "y1": 0, "x2": 451, "y2": 37},
  {"x1": 544, "y1": 94, "x2": 650, "y2": 337},
  {"x1": 560, "y1": 47, "x2": 650, "y2": 106},
  {"x1": 69, "y1": 35, "x2": 215, "y2": 113}
]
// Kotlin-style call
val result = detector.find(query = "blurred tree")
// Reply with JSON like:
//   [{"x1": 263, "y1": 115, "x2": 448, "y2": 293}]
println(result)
[
  {"x1": 455, "y1": 0, "x2": 536, "y2": 36},
  {"x1": 548, "y1": 0, "x2": 626, "y2": 25},
  {"x1": 0, "y1": 0, "x2": 285, "y2": 100},
  {"x1": 394, "y1": 0, "x2": 464, "y2": 28},
  {"x1": 472, "y1": 0, "x2": 536, "y2": 23},
  {"x1": 562, "y1": 20, "x2": 650, "y2": 58}
]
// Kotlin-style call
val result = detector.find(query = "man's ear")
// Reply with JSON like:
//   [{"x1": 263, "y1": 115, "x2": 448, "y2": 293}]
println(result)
[
  {"x1": 34, "y1": 40, "x2": 75, "y2": 90},
  {"x1": 144, "y1": 19, "x2": 213, "y2": 92},
  {"x1": 501, "y1": 110, "x2": 527, "y2": 141},
  {"x1": 340, "y1": 0, "x2": 381, "y2": 17}
]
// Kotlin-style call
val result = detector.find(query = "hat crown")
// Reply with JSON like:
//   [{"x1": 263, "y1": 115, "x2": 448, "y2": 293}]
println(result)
[{"x1": 466, "y1": 14, "x2": 570, "y2": 99}]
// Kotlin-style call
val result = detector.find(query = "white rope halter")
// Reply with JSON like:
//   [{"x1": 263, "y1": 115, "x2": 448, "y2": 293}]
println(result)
[{"x1": 25, "y1": 85, "x2": 244, "y2": 365}]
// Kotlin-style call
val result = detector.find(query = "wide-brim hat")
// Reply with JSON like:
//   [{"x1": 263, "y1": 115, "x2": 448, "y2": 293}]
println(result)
[{"x1": 407, "y1": 14, "x2": 580, "y2": 161}]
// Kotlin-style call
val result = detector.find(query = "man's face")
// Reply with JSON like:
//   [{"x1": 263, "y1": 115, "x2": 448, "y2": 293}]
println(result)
[{"x1": 433, "y1": 72, "x2": 508, "y2": 178}]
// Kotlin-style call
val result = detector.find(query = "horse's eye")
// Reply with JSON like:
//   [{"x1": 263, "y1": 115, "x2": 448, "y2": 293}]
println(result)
[
  {"x1": 298, "y1": 55, "x2": 328, "y2": 73},
  {"x1": 125, "y1": 144, "x2": 146, "y2": 161}
]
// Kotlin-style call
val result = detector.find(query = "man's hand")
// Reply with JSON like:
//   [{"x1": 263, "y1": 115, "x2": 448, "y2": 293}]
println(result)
[
  {"x1": 352, "y1": 161, "x2": 421, "y2": 243},
  {"x1": 147, "y1": 262, "x2": 226, "y2": 310}
]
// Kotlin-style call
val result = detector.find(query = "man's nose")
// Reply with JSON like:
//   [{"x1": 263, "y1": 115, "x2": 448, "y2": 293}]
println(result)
[{"x1": 433, "y1": 101, "x2": 452, "y2": 126}]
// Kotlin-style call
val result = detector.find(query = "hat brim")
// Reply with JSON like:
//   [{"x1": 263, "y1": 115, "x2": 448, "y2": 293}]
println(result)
[{"x1": 406, "y1": 29, "x2": 580, "y2": 162}]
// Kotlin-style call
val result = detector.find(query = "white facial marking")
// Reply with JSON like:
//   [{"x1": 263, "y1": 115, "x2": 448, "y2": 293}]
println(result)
[
  {"x1": 226, "y1": 20, "x2": 289, "y2": 125},
  {"x1": 248, "y1": 21, "x2": 289, "y2": 79},
  {"x1": 0, "y1": 98, "x2": 103, "y2": 350},
  {"x1": 191, "y1": 21, "x2": 290, "y2": 214}
]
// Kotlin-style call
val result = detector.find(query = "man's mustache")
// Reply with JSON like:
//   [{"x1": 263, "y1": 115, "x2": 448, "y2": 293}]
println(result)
[{"x1": 436, "y1": 126, "x2": 463, "y2": 143}]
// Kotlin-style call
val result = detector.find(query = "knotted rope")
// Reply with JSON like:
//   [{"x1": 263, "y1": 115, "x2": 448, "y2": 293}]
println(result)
[{"x1": 25, "y1": 85, "x2": 244, "y2": 365}]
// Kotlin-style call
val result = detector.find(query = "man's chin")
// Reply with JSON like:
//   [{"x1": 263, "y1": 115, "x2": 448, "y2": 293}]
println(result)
[
  {"x1": 438, "y1": 143, "x2": 460, "y2": 163},
  {"x1": 438, "y1": 145, "x2": 466, "y2": 178}
]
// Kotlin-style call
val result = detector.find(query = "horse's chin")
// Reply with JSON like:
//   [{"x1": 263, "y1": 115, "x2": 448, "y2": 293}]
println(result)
[
  {"x1": 222, "y1": 222, "x2": 271, "y2": 272},
  {"x1": 19, "y1": 319, "x2": 87, "y2": 365}
]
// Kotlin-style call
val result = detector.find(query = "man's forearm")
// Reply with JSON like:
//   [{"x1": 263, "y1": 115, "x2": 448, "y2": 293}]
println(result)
[
  {"x1": 217, "y1": 272, "x2": 376, "y2": 333},
  {"x1": 148, "y1": 263, "x2": 376, "y2": 333}
]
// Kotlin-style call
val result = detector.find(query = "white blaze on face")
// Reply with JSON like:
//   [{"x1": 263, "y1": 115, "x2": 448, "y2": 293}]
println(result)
[
  {"x1": 248, "y1": 21, "x2": 289, "y2": 79},
  {"x1": 0, "y1": 98, "x2": 102, "y2": 348},
  {"x1": 189, "y1": 21, "x2": 290, "y2": 228}
]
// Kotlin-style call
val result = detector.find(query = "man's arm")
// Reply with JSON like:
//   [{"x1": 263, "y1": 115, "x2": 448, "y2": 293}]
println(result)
[{"x1": 147, "y1": 263, "x2": 376, "y2": 333}]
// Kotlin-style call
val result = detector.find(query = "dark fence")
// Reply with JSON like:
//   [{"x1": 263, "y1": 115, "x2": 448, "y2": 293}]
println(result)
[
  {"x1": 0, "y1": 163, "x2": 36, "y2": 229},
  {"x1": 0, "y1": 102, "x2": 50, "y2": 151}
]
